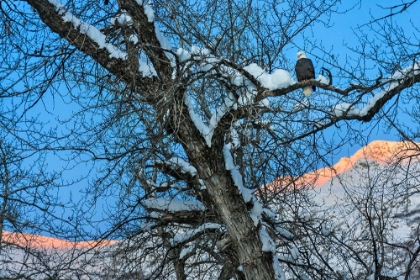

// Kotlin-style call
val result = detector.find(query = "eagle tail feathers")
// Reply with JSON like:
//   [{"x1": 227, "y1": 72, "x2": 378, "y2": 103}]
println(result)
[{"x1": 304, "y1": 87, "x2": 311, "y2": 97}]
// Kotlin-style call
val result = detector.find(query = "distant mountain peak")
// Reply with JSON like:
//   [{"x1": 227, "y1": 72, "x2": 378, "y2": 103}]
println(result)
[
  {"x1": 311, "y1": 140, "x2": 420, "y2": 187},
  {"x1": 1, "y1": 231, "x2": 117, "y2": 250},
  {"x1": 342, "y1": 140, "x2": 418, "y2": 164}
]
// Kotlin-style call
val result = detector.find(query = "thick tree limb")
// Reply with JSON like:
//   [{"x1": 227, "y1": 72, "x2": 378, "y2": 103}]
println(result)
[
  {"x1": 26, "y1": 0, "x2": 157, "y2": 94},
  {"x1": 117, "y1": 0, "x2": 173, "y2": 81}
]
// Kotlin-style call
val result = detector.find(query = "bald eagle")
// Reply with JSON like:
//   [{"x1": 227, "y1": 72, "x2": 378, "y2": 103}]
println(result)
[{"x1": 295, "y1": 52, "x2": 316, "y2": 97}]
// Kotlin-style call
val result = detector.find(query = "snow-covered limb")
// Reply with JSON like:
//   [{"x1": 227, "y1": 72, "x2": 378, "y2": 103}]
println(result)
[
  {"x1": 332, "y1": 103, "x2": 361, "y2": 117},
  {"x1": 230, "y1": 126, "x2": 241, "y2": 149},
  {"x1": 145, "y1": 179, "x2": 188, "y2": 192},
  {"x1": 190, "y1": 46, "x2": 220, "y2": 73},
  {"x1": 143, "y1": 198, "x2": 206, "y2": 212},
  {"x1": 110, "y1": 12, "x2": 133, "y2": 27},
  {"x1": 135, "y1": 0, "x2": 155, "y2": 22},
  {"x1": 171, "y1": 223, "x2": 223, "y2": 246},
  {"x1": 185, "y1": 91, "x2": 238, "y2": 148},
  {"x1": 185, "y1": 94, "x2": 212, "y2": 146},
  {"x1": 223, "y1": 143, "x2": 254, "y2": 204},
  {"x1": 179, "y1": 244, "x2": 195, "y2": 260},
  {"x1": 30, "y1": 0, "x2": 161, "y2": 92},
  {"x1": 232, "y1": 63, "x2": 294, "y2": 91},
  {"x1": 48, "y1": 0, "x2": 127, "y2": 59},
  {"x1": 260, "y1": 226, "x2": 287, "y2": 280},
  {"x1": 154, "y1": 156, "x2": 198, "y2": 182},
  {"x1": 165, "y1": 157, "x2": 197, "y2": 176},
  {"x1": 293, "y1": 100, "x2": 309, "y2": 112},
  {"x1": 330, "y1": 61, "x2": 420, "y2": 120},
  {"x1": 316, "y1": 74, "x2": 329, "y2": 84},
  {"x1": 114, "y1": 0, "x2": 173, "y2": 79}
]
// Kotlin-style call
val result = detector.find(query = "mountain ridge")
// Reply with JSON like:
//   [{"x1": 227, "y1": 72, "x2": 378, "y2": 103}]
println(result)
[
  {"x1": 304, "y1": 140, "x2": 420, "y2": 187},
  {"x1": 2, "y1": 140, "x2": 419, "y2": 249}
]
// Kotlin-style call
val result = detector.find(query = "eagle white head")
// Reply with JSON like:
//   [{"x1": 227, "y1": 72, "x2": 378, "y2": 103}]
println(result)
[{"x1": 297, "y1": 51, "x2": 307, "y2": 59}]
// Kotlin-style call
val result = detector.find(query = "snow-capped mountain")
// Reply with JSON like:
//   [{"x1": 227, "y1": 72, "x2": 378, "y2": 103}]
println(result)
[{"x1": 304, "y1": 140, "x2": 420, "y2": 187}]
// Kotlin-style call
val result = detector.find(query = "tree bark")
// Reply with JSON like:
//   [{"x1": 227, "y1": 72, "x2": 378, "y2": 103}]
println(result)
[{"x1": 175, "y1": 102, "x2": 276, "y2": 279}]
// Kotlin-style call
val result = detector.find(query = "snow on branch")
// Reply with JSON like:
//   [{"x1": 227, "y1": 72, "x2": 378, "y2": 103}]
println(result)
[
  {"x1": 171, "y1": 223, "x2": 222, "y2": 246},
  {"x1": 135, "y1": 0, "x2": 155, "y2": 22},
  {"x1": 190, "y1": 46, "x2": 220, "y2": 73},
  {"x1": 228, "y1": 61, "x2": 293, "y2": 106},
  {"x1": 154, "y1": 157, "x2": 198, "y2": 182},
  {"x1": 143, "y1": 198, "x2": 206, "y2": 212},
  {"x1": 331, "y1": 61, "x2": 420, "y2": 120},
  {"x1": 145, "y1": 180, "x2": 180, "y2": 192},
  {"x1": 165, "y1": 157, "x2": 197, "y2": 176},
  {"x1": 117, "y1": 0, "x2": 173, "y2": 79},
  {"x1": 260, "y1": 227, "x2": 286, "y2": 280},
  {"x1": 223, "y1": 143, "x2": 254, "y2": 204},
  {"x1": 47, "y1": 0, "x2": 127, "y2": 59},
  {"x1": 185, "y1": 94, "x2": 212, "y2": 147},
  {"x1": 232, "y1": 63, "x2": 294, "y2": 91}
]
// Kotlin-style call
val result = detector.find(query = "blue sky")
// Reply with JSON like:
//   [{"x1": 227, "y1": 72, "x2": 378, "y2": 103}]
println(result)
[{"x1": 299, "y1": 0, "x2": 419, "y2": 160}]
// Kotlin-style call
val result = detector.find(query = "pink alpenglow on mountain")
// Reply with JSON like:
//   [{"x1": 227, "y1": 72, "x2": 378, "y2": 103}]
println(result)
[
  {"x1": 269, "y1": 140, "x2": 420, "y2": 189},
  {"x1": 1, "y1": 231, "x2": 117, "y2": 250}
]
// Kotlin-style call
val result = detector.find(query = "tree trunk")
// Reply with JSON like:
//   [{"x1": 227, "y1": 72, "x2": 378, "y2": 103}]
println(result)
[{"x1": 176, "y1": 105, "x2": 276, "y2": 280}]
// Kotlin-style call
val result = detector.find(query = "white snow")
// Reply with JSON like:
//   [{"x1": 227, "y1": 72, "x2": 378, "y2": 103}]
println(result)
[
  {"x1": 230, "y1": 63, "x2": 293, "y2": 108},
  {"x1": 188, "y1": 46, "x2": 220, "y2": 73},
  {"x1": 332, "y1": 103, "x2": 361, "y2": 117},
  {"x1": 199, "y1": 179, "x2": 207, "y2": 190},
  {"x1": 249, "y1": 199, "x2": 263, "y2": 226},
  {"x1": 110, "y1": 13, "x2": 133, "y2": 26},
  {"x1": 179, "y1": 244, "x2": 194, "y2": 259},
  {"x1": 316, "y1": 74, "x2": 329, "y2": 84},
  {"x1": 259, "y1": 227, "x2": 276, "y2": 253},
  {"x1": 176, "y1": 48, "x2": 191, "y2": 62},
  {"x1": 139, "y1": 60, "x2": 157, "y2": 77},
  {"x1": 290, "y1": 246, "x2": 299, "y2": 260},
  {"x1": 333, "y1": 61, "x2": 420, "y2": 118},
  {"x1": 165, "y1": 157, "x2": 197, "y2": 176},
  {"x1": 143, "y1": 198, "x2": 206, "y2": 212},
  {"x1": 135, "y1": 0, "x2": 155, "y2": 22},
  {"x1": 259, "y1": 226, "x2": 286, "y2": 279},
  {"x1": 233, "y1": 64, "x2": 294, "y2": 90},
  {"x1": 129, "y1": 34, "x2": 139, "y2": 44},
  {"x1": 48, "y1": 0, "x2": 127, "y2": 60},
  {"x1": 293, "y1": 100, "x2": 309, "y2": 112},
  {"x1": 223, "y1": 144, "x2": 249, "y2": 198},
  {"x1": 184, "y1": 94, "x2": 212, "y2": 146},
  {"x1": 154, "y1": 25, "x2": 172, "y2": 51},
  {"x1": 171, "y1": 223, "x2": 222, "y2": 245},
  {"x1": 230, "y1": 127, "x2": 241, "y2": 149},
  {"x1": 259, "y1": 98, "x2": 270, "y2": 109},
  {"x1": 238, "y1": 88, "x2": 258, "y2": 106},
  {"x1": 275, "y1": 226, "x2": 294, "y2": 239},
  {"x1": 146, "y1": 179, "x2": 171, "y2": 191}
]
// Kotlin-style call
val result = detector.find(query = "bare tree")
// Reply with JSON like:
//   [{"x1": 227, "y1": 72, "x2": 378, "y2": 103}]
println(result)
[{"x1": 0, "y1": 0, "x2": 420, "y2": 279}]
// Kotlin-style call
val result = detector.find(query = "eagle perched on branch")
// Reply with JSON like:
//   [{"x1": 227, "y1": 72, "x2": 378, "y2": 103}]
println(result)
[{"x1": 295, "y1": 51, "x2": 316, "y2": 97}]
